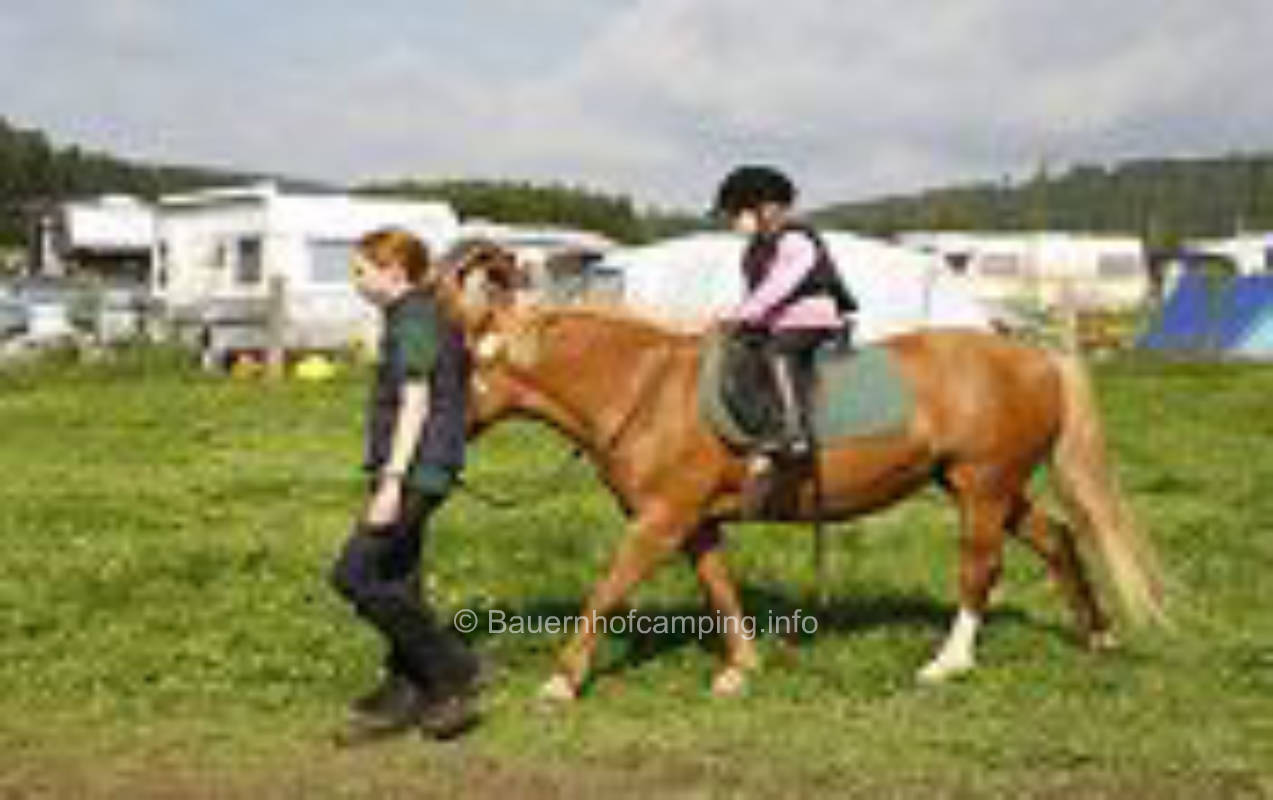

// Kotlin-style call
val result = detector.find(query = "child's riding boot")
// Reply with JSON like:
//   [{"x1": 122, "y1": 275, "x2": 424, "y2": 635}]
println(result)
[{"x1": 768, "y1": 353, "x2": 811, "y2": 458}]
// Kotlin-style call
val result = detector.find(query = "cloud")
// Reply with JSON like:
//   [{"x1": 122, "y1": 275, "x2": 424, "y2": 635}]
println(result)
[{"x1": 3, "y1": 0, "x2": 1273, "y2": 209}]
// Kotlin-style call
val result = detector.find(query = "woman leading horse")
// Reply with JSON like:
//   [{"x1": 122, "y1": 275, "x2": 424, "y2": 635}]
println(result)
[{"x1": 441, "y1": 242, "x2": 1165, "y2": 702}]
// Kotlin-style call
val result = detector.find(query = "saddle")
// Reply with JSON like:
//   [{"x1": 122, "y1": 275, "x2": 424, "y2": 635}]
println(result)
[{"x1": 697, "y1": 331, "x2": 914, "y2": 449}]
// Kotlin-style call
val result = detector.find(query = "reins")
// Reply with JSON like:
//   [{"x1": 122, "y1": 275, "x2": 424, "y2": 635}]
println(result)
[{"x1": 458, "y1": 326, "x2": 676, "y2": 511}]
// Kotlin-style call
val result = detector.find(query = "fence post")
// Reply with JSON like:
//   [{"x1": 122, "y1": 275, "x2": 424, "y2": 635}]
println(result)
[{"x1": 266, "y1": 274, "x2": 287, "y2": 380}]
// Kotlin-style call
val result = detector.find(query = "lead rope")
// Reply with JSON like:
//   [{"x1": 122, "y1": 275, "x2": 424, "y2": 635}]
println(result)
[{"x1": 454, "y1": 446, "x2": 585, "y2": 510}]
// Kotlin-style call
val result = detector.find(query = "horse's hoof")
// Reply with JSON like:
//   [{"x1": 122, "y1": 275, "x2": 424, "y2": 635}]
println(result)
[
  {"x1": 916, "y1": 657, "x2": 974, "y2": 684},
  {"x1": 537, "y1": 674, "x2": 576, "y2": 704},
  {"x1": 1087, "y1": 630, "x2": 1119, "y2": 652},
  {"x1": 711, "y1": 666, "x2": 748, "y2": 697}
]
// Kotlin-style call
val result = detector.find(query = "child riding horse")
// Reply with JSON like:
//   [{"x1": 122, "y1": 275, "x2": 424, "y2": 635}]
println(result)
[{"x1": 714, "y1": 166, "x2": 858, "y2": 498}]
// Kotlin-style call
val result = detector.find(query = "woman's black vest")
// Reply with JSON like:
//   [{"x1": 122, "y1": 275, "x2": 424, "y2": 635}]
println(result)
[
  {"x1": 740, "y1": 224, "x2": 858, "y2": 318},
  {"x1": 365, "y1": 291, "x2": 468, "y2": 475}
]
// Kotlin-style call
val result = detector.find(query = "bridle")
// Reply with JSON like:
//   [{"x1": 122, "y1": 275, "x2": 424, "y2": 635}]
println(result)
[{"x1": 452, "y1": 297, "x2": 588, "y2": 511}]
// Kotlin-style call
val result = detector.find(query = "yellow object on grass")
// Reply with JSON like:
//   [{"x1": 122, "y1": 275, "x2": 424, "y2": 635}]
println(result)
[{"x1": 294, "y1": 354, "x2": 338, "y2": 382}]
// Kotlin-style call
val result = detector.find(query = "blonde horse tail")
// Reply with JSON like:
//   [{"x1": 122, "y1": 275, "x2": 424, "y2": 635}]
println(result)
[{"x1": 1048, "y1": 353, "x2": 1167, "y2": 626}]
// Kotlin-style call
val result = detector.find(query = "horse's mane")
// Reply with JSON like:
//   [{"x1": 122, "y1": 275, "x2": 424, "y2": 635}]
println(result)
[
  {"x1": 522, "y1": 299, "x2": 709, "y2": 345},
  {"x1": 446, "y1": 237, "x2": 710, "y2": 345}
]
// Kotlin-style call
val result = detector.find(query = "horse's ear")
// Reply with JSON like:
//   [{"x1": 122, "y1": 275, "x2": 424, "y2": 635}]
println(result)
[
  {"x1": 459, "y1": 242, "x2": 526, "y2": 294},
  {"x1": 439, "y1": 240, "x2": 526, "y2": 331}
]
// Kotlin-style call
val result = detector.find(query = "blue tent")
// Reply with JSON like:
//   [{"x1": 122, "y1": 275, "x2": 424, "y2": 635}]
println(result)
[
  {"x1": 1138, "y1": 270, "x2": 1215, "y2": 351},
  {"x1": 1138, "y1": 271, "x2": 1273, "y2": 356},
  {"x1": 1233, "y1": 304, "x2": 1273, "y2": 359},
  {"x1": 1215, "y1": 275, "x2": 1273, "y2": 349}
]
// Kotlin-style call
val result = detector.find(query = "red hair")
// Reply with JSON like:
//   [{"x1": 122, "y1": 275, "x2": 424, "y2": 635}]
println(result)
[{"x1": 356, "y1": 228, "x2": 435, "y2": 290}]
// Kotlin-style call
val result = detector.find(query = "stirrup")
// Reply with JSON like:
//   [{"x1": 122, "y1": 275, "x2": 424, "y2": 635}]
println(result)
[
  {"x1": 747, "y1": 452, "x2": 774, "y2": 474},
  {"x1": 762, "y1": 431, "x2": 811, "y2": 461},
  {"x1": 742, "y1": 454, "x2": 776, "y2": 518},
  {"x1": 786, "y1": 436, "x2": 812, "y2": 459}
]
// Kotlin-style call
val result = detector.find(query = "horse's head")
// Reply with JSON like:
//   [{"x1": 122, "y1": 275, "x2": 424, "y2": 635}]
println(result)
[
  {"x1": 439, "y1": 239, "x2": 523, "y2": 328},
  {"x1": 438, "y1": 240, "x2": 540, "y2": 435}
]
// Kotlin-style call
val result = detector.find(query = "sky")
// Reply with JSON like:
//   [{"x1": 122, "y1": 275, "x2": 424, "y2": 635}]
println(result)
[{"x1": 2, "y1": 0, "x2": 1272, "y2": 210}]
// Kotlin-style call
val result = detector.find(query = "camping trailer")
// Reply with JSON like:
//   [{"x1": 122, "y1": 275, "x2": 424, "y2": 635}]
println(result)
[
  {"x1": 151, "y1": 182, "x2": 459, "y2": 358},
  {"x1": 898, "y1": 232, "x2": 1150, "y2": 312},
  {"x1": 34, "y1": 194, "x2": 156, "y2": 281},
  {"x1": 454, "y1": 220, "x2": 615, "y2": 300}
]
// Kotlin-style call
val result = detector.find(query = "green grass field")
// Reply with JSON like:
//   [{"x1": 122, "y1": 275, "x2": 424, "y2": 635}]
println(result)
[{"x1": 1, "y1": 351, "x2": 1271, "y2": 798}]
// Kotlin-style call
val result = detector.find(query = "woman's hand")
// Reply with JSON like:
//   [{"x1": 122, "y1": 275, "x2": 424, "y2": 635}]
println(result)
[{"x1": 365, "y1": 476, "x2": 403, "y2": 529}]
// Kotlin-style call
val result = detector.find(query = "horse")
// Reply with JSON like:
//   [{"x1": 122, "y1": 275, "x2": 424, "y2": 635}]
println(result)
[{"x1": 441, "y1": 244, "x2": 1165, "y2": 702}]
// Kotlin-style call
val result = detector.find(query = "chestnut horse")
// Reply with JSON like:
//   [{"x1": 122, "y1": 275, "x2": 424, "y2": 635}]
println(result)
[{"x1": 442, "y1": 245, "x2": 1165, "y2": 701}]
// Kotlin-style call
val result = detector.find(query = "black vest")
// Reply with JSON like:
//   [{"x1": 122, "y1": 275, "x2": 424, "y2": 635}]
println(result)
[
  {"x1": 740, "y1": 223, "x2": 858, "y2": 317},
  {"x1": 365, "y1": 290, "x2": 469, "y2": 476}
]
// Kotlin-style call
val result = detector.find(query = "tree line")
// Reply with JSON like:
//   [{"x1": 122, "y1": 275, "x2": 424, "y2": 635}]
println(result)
[
  {"x1": 812, "y1": 155, "x2": 1273, "y2": 249},
  {"x1": 357, "y1": 179, "x2": 704, "y2": 244},
  {"x1": 0, "y1": 116, "x2": 700, "y2": 249},
  {"x1": 5, "y1": 114, "x2": 1273, "y2": 252},
  {"x1": 0, "y1": 116, "x2": 255, "y2": 246},
  {"x1": 360, "y1": 179, "x2": 645, "y2": 243}
]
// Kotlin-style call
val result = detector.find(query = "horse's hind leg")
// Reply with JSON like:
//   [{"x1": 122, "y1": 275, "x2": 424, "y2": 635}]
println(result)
[
  {"x1": 1010, "y1": 496, "x2": 1114, "y2": 649},
  {"x1": 919, "y1": 472, "x2": 1012, "y2": 683},
  {"x1": 683, "y1": 523, "x2": 758, "y2": 696}
]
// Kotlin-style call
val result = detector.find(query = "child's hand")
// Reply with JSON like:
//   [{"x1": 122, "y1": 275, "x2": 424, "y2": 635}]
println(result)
[{"x1": 365, "y1": 477, "x2": 403, "y2": 528}]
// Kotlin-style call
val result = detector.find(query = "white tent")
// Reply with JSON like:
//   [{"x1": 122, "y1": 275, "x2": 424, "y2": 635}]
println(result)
[{"x1": 598, "y1": 231, "x2": 990, "y2": 342}]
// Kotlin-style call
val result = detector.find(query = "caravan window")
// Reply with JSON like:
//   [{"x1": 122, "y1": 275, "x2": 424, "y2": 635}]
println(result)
[
  {"x1": 309, "y1": 240, "x2": 355, "y2": 284},
  {"x1": 977, "y1": 254, "x2": 1021, "y2": 277},
  {"x1": 235, "y1": 237, "x2": 263, "y2": 285},
  {"x1": 585, "y1": 266, "x2": 624, "y2": 302},
  {"x1": 945, "y1": 252, "x2": 972, "y2": 275}
]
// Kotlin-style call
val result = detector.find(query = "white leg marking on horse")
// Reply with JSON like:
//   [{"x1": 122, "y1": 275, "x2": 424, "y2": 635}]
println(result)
[
  {"x1": 1089, "y1": 629, "x2": 1119, "y2": 651},
  {"x1": 538, "y1": 673, "x2": 576, "y2": 703},
  {"x1": 711, "y1": 665, "x2": 747, "y2": 697},
  {"x1": 918, "y1": 607, "x2": 980, "y2": 683}
]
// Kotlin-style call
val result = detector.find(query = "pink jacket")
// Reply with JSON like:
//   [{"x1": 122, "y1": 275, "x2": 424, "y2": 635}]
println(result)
[{"x1": 725, "y1": 231, "x2": 842, "y2": 330}]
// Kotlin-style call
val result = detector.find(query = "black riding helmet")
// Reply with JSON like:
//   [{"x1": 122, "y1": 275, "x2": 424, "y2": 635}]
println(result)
[{"x1": 712, "y1": 165, "x2": 796, "y2": 217}]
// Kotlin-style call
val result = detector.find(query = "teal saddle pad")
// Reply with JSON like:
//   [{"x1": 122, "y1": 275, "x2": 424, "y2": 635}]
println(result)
[{"x1": 697, "y1": 333, "x2": 915, "y2": 447}]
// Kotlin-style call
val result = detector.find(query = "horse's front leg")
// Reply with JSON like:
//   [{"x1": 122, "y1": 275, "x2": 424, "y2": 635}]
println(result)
[
  {"x1": 540, "y1": 504, "x2": 688, "y2": 702},
  {"x1": 683, "y1": 523, "x2": 758, "y2": 696}
]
